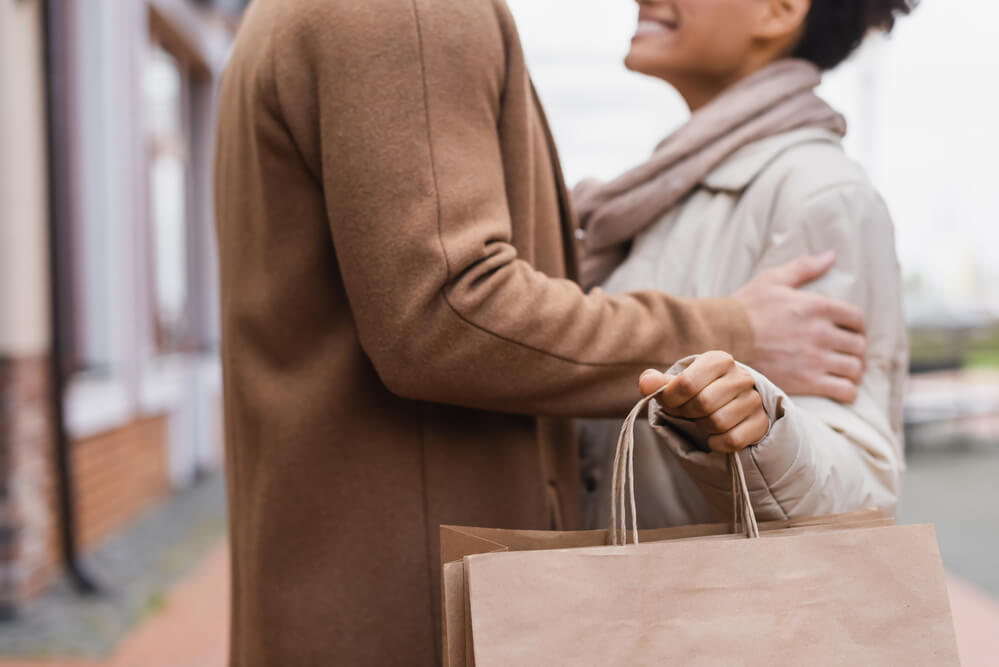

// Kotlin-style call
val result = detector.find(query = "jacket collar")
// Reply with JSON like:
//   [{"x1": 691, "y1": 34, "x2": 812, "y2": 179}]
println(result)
[{"x1": 701, "y1": 128, "x2": 843, "y2": 193}]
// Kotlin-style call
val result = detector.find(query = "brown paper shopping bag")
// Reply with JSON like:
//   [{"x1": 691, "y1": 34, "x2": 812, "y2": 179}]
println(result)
[
  {"x1": 464, "y1": 522, "x2": 956, "y2": 666},
  {"x1": 440, "y1": 512, "x2": 890, "y2": 667},
  {"x1": 442, "y1": 390, "x2": 959, "y2": 666}
]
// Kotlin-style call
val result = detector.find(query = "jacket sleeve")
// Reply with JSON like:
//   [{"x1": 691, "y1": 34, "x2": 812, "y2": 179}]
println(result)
[
  {"x1": 262, "y1": 0, "x2": 753, "y2": 418},
  {"x1": 648, "y1": 181, "x2": 907, "y2": 518}
]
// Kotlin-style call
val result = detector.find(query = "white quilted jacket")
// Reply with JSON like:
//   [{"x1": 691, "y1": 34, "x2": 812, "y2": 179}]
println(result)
[{"x1": 579, "y1": 128, "x2": 908, "y2": 528}]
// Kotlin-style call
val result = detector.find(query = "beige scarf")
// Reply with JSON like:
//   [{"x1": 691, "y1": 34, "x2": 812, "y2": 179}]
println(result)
[{"x1": 573, "y1": 59, "x2": 846, "y2": 291}]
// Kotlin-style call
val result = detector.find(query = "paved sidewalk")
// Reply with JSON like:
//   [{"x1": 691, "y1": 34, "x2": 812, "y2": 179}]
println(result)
[
  {"x1": 898, "y1": 438, "x2": 999, "y2": 597},
  {"x1": 0, "y1": 476, "x2": 227, "y2": 659},
  {"x1": 105, "y1": 542, "x2": 228, "y2": 667},
  {"x1": 0, "y1": 542, "x2": 228, "y2": 667}
]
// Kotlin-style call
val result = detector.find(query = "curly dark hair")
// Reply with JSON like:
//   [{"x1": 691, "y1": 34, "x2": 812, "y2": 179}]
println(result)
[{"x1": 793, "y1": 0, "x2": 919, "y2": 70}]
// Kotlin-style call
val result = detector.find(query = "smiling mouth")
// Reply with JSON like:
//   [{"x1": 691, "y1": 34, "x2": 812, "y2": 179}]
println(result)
[{"x1": 633, "y1": 18, "x2": 678, "y2": 39}]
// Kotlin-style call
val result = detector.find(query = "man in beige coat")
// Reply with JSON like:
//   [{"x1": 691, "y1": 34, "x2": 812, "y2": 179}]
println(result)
[{"x1": 214, "y1": 0, "x2": 867, "y2": 665}]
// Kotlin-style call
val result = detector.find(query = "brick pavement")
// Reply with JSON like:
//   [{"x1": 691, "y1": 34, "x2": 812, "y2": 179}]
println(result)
[
  {"x1": 0, "y1": 541, "x2": 227, "y2": 667},
  {"x1": 0, "y1": 474, "x2": 227, "y2": 659}
]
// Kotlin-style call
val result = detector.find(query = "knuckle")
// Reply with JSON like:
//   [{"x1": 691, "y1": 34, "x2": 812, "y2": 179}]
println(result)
[
  {"x1": 831, "y1": 380, "x2": 858, "y2": 404},
  {"x1": 791, "y1": 300, "x2": 810, "y2": 321},
  {"x1": 803, "y1": 293, "x2": 825, "y2": 315},
  {"x1": 805, "y1": 350, "x2": 824, "y2": 373},
  {"x1": 674, "y1": 375, "x2": 696, "y2": 395},
  {"x1": 754, "y1": 411, "x2": 771, "y2": 434},
  {"x1": 704, "y1": 350, "x2": 732, "y2": 370},
  {"x1": 816, "y1": 324, "x2": 835, "y2": 347},
  {"x1": 705, "y1": 412, "x2": 726, "y2": 432},
  {"x1": 686, "y1": 399, "x2": 708, "y2": 419},
  {"x1": 811, "y1": 320, "x2": 831, "y2": 342},
  {"x1": 707, "y1": 436, "x2": 727, "y2": 453},
  {"x1": 719, "y1": 432, "x2": 737, "y2": 451}
]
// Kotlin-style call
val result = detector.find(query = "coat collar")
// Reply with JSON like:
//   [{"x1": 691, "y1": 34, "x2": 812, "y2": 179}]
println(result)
[{"x1": 701, "y1": 128, "x2": 843, "y2": 193}]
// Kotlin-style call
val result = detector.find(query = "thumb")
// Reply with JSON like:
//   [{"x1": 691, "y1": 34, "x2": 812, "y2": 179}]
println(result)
[
  {"x1": 639, "y1": 369, "x2": 668, "y2": 397},
  {"x1": 765, "y1": 251, "x2": 836, "y2": 288}
]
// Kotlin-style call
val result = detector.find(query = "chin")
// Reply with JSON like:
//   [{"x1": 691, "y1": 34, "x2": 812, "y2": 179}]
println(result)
[
  {"x1": 625, "y1": 41, "x2": 683, "y2": 79},
  {"x1": 624, "y1": 50, "x2": 653, "y2": 76},
  {"x1": 624, "y1": 52, "x2": 667, "y2": 82}
]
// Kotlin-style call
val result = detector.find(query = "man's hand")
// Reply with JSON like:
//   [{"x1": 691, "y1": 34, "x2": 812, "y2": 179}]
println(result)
[
  {"x1": 639, "y1": 352, "x2": 769, "y2": 453},
  {"x1": 733, "y1": 251, "x2": 866, "y2": 403}
]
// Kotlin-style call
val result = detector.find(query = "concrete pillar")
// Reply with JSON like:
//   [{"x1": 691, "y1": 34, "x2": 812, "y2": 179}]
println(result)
[{"x1": 0, "y1": 0, "x2": 58, "y2": 615}]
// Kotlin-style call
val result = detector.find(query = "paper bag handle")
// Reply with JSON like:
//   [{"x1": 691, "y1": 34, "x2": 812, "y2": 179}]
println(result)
[{"x1": 610, "y1": 388, "x2": 760, "y2": 545}]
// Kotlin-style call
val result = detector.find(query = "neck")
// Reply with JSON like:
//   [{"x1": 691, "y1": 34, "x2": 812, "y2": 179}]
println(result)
[{"x1": 670, "y1": 74, "x2": 737, "y2": 112}]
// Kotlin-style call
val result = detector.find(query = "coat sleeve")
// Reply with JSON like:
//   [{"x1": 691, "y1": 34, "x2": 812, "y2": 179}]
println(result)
[
  {"x1": 648, "y1": 181, "x2": 907, "y2": 518},
  {"x1": 262, "y1": 0, "x2": 753, "y2": 418}
]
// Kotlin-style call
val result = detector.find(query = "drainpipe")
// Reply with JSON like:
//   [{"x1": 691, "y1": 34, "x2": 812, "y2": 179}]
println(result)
[{"x1": 41, "y1": 0, "x2": 100, "y2": 596}]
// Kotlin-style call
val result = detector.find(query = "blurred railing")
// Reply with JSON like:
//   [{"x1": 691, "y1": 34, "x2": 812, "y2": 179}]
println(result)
[{"x1": 904, "y1": 320, "x2": 999, "y2": 448}]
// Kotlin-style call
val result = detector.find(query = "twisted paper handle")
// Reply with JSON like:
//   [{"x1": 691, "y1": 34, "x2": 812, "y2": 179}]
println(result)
[{"x1": 610, "y1": 388, "x2": 760, "y2": 545}]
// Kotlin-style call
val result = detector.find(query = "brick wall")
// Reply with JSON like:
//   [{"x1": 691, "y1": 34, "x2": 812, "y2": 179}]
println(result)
[
  {"x1": 0, "y1": 356, "x2": 173, "y2": 609},
  {"x1": 73, "y1": 415, "x2": 170, "y2": 551},
  {"x1": 0, "y1": 356, "x2": 58, "y2": 609}
]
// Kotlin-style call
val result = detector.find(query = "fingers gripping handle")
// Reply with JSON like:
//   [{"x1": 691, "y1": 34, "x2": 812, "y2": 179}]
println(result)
[{"x1": 610, "y1": 388, "x2": 760, "y2": 545}]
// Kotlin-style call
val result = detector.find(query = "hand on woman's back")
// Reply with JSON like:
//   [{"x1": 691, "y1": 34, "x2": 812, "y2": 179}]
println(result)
[{"x1": 733, "y1": 252, "x2": 867, "y2": 404}]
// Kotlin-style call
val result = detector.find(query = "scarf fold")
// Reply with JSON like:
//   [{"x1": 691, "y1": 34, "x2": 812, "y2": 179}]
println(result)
[{"x1": 573, "y1": 59, "x2": 846, "y2": 291}]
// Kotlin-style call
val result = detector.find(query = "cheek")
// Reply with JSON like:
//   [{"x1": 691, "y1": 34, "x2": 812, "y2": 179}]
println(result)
[
  {"x1": 678, "y1": 2, "x2": 756, "y2": 64},
  {"x1": 624, "y1": 1, "x2": 754, "y2": 78},
  {"x1": 681, "y1": 26, "x2": 750, "y2": 72}
]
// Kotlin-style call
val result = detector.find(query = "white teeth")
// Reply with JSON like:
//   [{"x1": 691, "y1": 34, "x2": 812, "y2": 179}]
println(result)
[{"x1": 635, "y1": 20, "x2": 672, "y2": 35}]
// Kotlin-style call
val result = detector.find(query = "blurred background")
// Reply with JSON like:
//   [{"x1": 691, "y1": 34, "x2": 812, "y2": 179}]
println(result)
[{"x1": 0, "y1": 0, "x2": 996, "y2": 665}]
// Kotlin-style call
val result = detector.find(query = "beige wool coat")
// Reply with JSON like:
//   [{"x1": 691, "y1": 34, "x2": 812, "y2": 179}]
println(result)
[
  {"x1": 213, "y1": 0, "x2": 753, "y2": 665},
  {"x1": 581, "y1": 128, "x2": 908, "y2": 530}
]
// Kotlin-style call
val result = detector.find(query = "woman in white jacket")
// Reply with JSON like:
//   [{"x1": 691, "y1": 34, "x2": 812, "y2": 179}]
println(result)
[{"x1": 579, "y1": 0, "x2": 916, "y2": 528}]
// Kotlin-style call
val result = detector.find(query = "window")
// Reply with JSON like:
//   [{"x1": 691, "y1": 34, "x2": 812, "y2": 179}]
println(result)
[{"x1": 143, "y1": 45, "x2": 194, "y2": 354}]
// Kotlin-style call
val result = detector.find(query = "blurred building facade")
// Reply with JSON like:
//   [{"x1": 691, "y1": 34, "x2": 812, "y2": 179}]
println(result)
[{"x1": 0, "y1": 0, "x2": 244, "y2": 616}]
